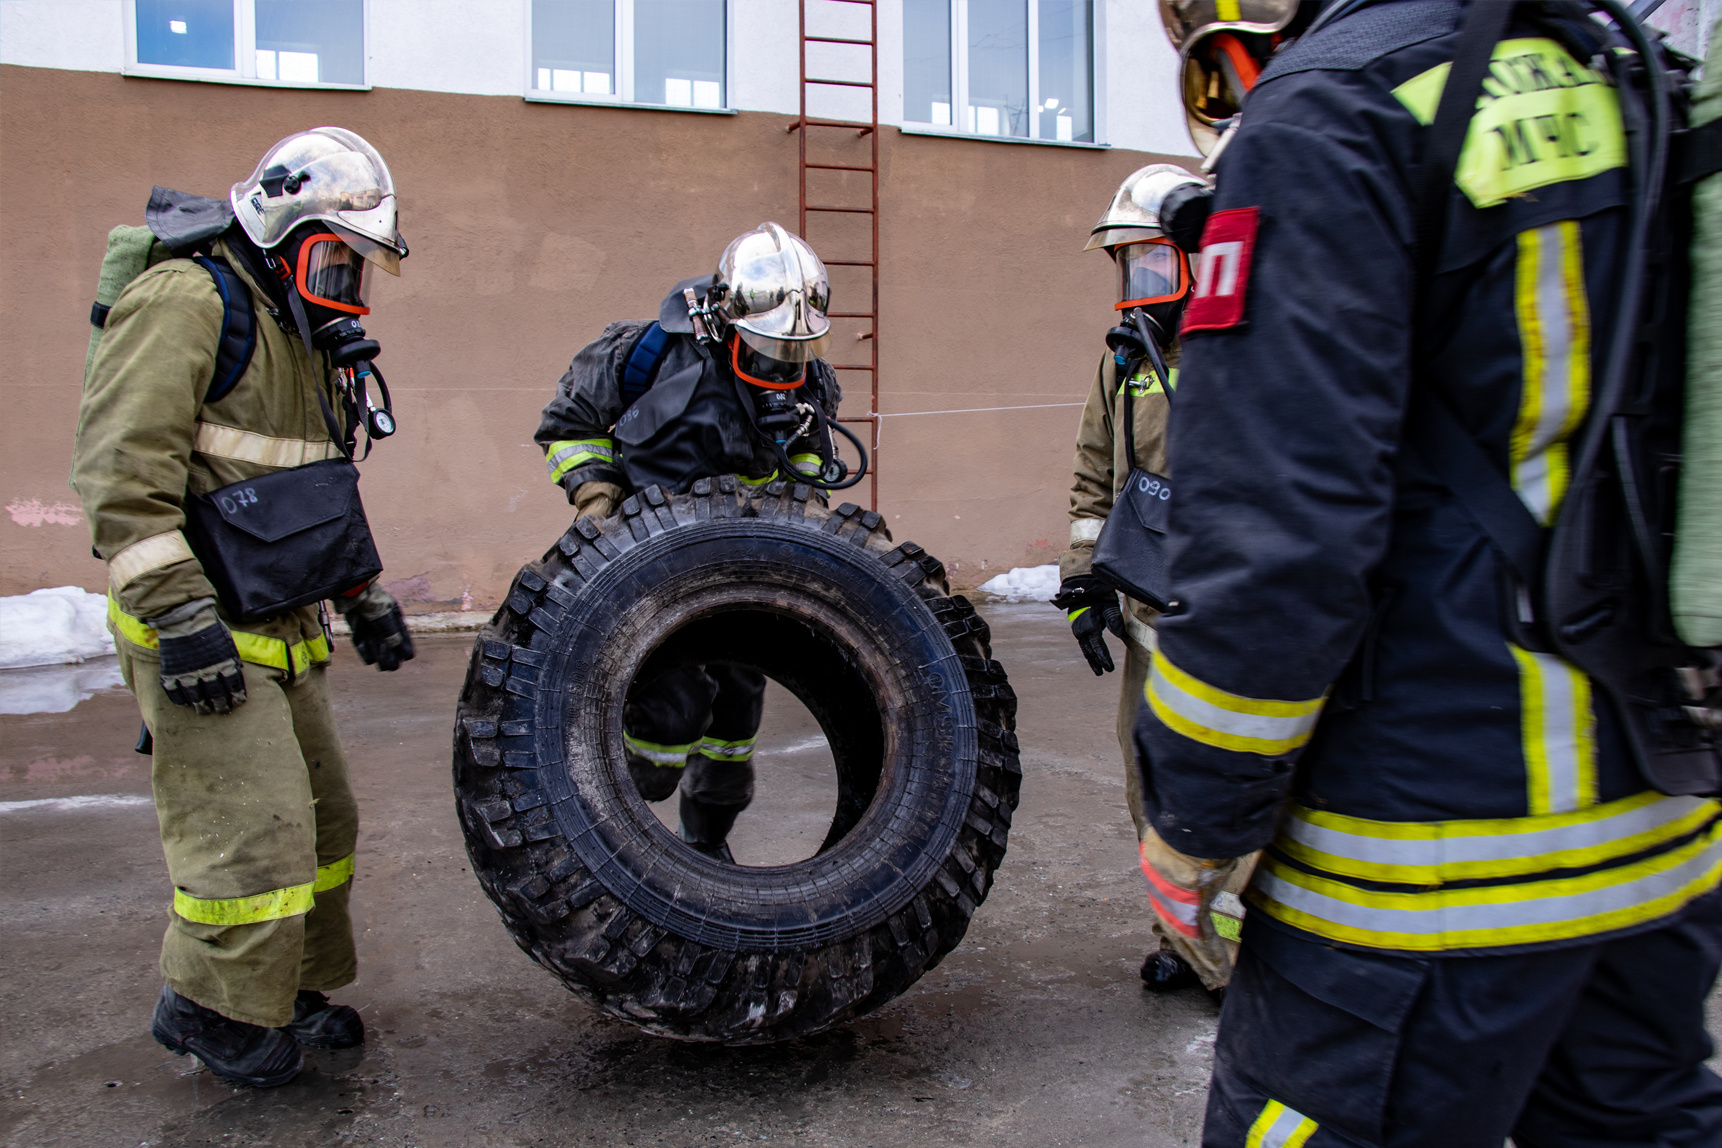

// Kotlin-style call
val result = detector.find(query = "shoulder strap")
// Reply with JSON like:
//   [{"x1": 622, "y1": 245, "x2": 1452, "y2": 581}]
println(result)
[
  {"x1": 190, "y1": 256, "x2": 258, "y2": 404},
  {"x1": 1402, "y1": 1, "x2": 1548, "y2": 590},
  {"x1": 620, "y1": 321, "x2": 670, "y2": 406},
  {"x1": 1673, "y1": 118, "x2": 1722, "y2": 186}
]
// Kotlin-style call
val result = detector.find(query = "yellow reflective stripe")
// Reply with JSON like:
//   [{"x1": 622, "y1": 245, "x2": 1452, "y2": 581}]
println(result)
[
  {"x1": 623, "y1": 732, "x2": 694, "y2": 766},
  {"x1": 1251, "y1": 819, "x2": 1722, "y2": 951},
  {"x1": 697, "y1": 734, "x2": 757, "y2": 762},
  {"x1": 174, "y1": 880, "x2": 314, "y2": 926},
  {"x1": 108, "y1": 595, "x2": 331, "y2": 673},
  {"x1": 789, "y1": 453, "x2": 821, "y2": 475},
  {"x1": 108, "y1": 531, "x2": 196, "y2": 590},
  {"x1": 1246, "y1": 1100, "x2": 1318, "y2": 1148},
  {"x1": 545, "y1": 439, "x2": 616, "y2": 484},
  {"x1": 1068, "y1": 606, "x2": 1091, "y2": 623},
  {"x1": 193, "y1": 421, "x2": 341, "y2": 467},
  {"x1": 738, "y1": 472, "x2": 779, "y2": 488},
  {"x1": 1391, "y1": 38, "x2": 1626, "y2": 209},
  {"x1": 1510, "y1": 222, "x2": 1590, "y2": 524},
  {"x1": 1510, "y1": 643, "x2": 1597, "y2": 814},
  {"x1": 1278, "y1": 791, "x2": 1717, "y2": 884},
  {"x1": 1146, "y1": 651, "x2": 1326, "y2": 756},
  {"x1": 314, "y1": 852, "x2": 355, "y2": 892}
]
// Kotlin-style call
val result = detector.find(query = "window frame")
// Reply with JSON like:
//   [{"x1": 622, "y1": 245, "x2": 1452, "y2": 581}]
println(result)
[
  {"x1": 523, "y1": 0, "x2": 736, "y2": 116},
  {"x1": 899, "y1": 0, "x2": 1105, "y2": 149},
  {"x1": 121, "y1": 0, "x2": 371, "y2": 89}
]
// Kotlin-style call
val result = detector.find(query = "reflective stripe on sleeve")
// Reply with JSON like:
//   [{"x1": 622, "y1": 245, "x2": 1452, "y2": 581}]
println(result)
[
  {"x1": 1069, "y1": 518, "x2": 1103, "y2": 545},
  {"x1": 697, "y1": 735, "x2": 757, "y2": 763},
  {"x1": 622, "y1": 732, "x2": 694, "y2": 766},
  {"x1": 314, "y1": 852, "x2": 355, "y2": 892},
  {"x1": 108, "y1": 531, "x2": 196, "y2": 590},
  {"x1": 193, "y1": 421, "x2": 342, "y2": 467},
  {"x1": 1277, "y1": 791, "x2": 1720, "y2": 885},
  {"x1": 546, "y1": 439, "x2": 616, "y2": 484},
  {"x1": 789, "y1": 453, "x2": 822, "y2": 476},
  {"x1": 1145, "y1": 651, "x2": 1326, "y2": 756},
  {"x1": 1139, "y1": 841, "x2": 1203, "y2": 939},
  {"x1": 1246, "y1": 1100, "x2": 1318, "y2": 1148},
  {"x1": 174, "y1": 880, "x2": 314, "y2": 926},
  {"x1": 108, "y1": 595, "x2": 331, "y2": 675},
  {"x1": 1251, "y1": 818, "x2": 1722, "y2": 951}
]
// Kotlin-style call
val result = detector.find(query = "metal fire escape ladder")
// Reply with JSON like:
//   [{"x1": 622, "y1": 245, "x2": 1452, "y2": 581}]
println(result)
[{"x1": 790, "y1": 0, "x2": 880, "y2": 511}]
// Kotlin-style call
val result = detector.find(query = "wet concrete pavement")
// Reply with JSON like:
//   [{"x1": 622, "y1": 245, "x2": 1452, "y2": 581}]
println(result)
[{"x1": 6, "y1": 601, "x2": 1713, "y2": 1147}]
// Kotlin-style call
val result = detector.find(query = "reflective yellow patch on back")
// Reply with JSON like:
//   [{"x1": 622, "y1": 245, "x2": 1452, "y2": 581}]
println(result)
[{"x1": 1393, "y1": 38, "x2": 1625, "y2": 208}]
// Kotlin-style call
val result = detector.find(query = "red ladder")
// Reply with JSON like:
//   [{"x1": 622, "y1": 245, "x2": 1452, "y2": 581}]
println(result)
[{"x1": 790, "y1": 0, "x2": 880, "y2": 511}]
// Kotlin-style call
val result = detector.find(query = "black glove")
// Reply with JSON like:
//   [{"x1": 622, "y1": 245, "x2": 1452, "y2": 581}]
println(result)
[
  {"x1": 151, "y1": 599, "x2": 248, "y2": 714},
  {"x1": 1053, "y1": 575, "x2": 1125, "y2": 676},
  {"x1": 334, "y1": 583, "x2": 415, "y2": 671}
]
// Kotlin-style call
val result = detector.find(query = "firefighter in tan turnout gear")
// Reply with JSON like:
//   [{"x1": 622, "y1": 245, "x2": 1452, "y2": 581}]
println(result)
[
  {"x1": 1056, "y1": 163, "x2": 1253, "y2": 999},
  {"x1": 72, "y1": 127, "x2": 413, "y2": 1088}
]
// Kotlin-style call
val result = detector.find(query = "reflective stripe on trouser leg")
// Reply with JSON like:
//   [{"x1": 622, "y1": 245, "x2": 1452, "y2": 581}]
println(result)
[
  {"x1": 623, "y1": 732, "x2": 695, "y2": 766},
  {"x1": 1245, "y1": 1100, "x2": 1318, "y2": 1148},
  {"x1": 122, "y1": 634, "x2": 351, "y2": 1028},
  {"x1": 696, "y1": 734, "x2": 757, "y2": 763}
]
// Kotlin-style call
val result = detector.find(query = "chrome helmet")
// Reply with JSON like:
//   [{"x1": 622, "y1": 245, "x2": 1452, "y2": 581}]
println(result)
[
  {"x1": 230, "y1": 127, "x2": 406, "y2": 274},
  {"x1": 1160, "y1": 0, "x2": 1302, "y2": 156},
  {"x1": 715, "y1": 222, "x2": 831, "y2": 364},
  {"x1": 1084, "y1": 163, "x2": 1209, "y2": 252}
]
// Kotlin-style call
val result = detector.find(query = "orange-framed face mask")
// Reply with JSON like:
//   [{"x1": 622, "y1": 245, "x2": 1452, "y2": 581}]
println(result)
[
  {"x1": 1114, "y1": 238, "x2": 1192, "y2": 310},
  {"x1": 294, "y1": 232, "x2": 371, "y2": 315},
  {"x1": 730, "y1": 333, "x2": 805, "y2": 390}
]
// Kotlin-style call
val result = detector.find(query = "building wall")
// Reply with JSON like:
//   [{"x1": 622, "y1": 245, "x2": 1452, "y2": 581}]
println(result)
[{"x1": 0, "y1": 60, "x2": 1191, "y2": 605}]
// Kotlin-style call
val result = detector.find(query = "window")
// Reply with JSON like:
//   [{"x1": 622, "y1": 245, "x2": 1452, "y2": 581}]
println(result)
[
  {"x1": 903, "y1": 0, "x2": 1093, "y2": 143},
  {"x1": 530, "y1": 0, "x2": 727, "y2": 110},
  {"x1": 127, "y1": 0, "x2": 366, "y2": 87}
]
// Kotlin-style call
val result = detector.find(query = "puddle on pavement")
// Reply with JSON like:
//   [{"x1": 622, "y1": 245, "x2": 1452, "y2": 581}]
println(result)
[{"x1": 0, "y1": 657, "x2": 126, "y2": 715}]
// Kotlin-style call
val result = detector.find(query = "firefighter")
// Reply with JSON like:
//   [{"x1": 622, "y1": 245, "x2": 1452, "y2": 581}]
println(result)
[
  {"x1": 1055, "y1": 163, "x2": 1253, "y2": 999},
  {"x1": 535, "y1": 222, "x2": 842, "y2": 860},
  {"x1": 74, "y1": 128, "x2": 413, "y2": 1087},
  {"x1": 1137, "y1": 1, "x2": 1722, "y2": 1144}
]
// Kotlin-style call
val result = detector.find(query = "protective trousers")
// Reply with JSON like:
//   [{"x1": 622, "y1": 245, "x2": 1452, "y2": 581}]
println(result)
[
  {"x1": 623, "y1": 662, "x2": 766, "y2": 819},
  {"x1": 118, "y1": 636, "x2": 358, "y2": 1028},
  {"x1": 1119, "y1": 632, "x2": 1244, "y2": 990},
  {"x1": 1203, "y1": 895, "x2": 1722, "y2": 1148}
]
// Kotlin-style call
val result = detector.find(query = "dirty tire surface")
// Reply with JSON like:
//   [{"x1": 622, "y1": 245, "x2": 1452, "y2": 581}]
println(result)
[{"x1": 452, "y1": 476, "x2": 1022, "y2": 1044}]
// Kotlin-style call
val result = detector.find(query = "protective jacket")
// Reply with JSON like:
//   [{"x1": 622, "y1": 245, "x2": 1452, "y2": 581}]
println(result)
[
  {"x1": 1062, "y1": 349, "x2": 1175, "y2": 644},
  {"x1": 1134, "y1": 0, "x2": 1722, "y2": 955},
  {"x1": 74, "y1": 235, "x2": 344, "y2": 674},
  {"x1": 535, "y1": 283, "x2": 841, "y2": 497}
]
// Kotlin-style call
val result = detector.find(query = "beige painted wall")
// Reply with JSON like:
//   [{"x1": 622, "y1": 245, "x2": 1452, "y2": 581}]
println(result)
[{"x1": 0, "y1": 65, "x2": 1193, "y2": 606}]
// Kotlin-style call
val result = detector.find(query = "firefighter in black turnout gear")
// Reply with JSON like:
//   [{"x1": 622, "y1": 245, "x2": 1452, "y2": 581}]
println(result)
[
  {"x1": 535, "y1": 223, "x2": 847, "y2": 859},
  {"x1": 1135, "y1": 1, "x2": 1722, "y2": 1145}
]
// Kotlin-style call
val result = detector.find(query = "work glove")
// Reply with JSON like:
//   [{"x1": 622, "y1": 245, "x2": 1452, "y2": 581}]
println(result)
[
  {"x1": 1138, "y1": 824, "x2": 1242, "y2": 945},
  {"x1": 566, "y1": 479, "x2": 625, "y2": 521},
  {"x1": 150, "y1": 598, "x2": 247, "y2": 715},
  {"x1": 1052, "y1": 575, "x2": 1125, "y2": 676},
  {"x1": 334, "y1": 582, "x2": 415, "y2": 671}
]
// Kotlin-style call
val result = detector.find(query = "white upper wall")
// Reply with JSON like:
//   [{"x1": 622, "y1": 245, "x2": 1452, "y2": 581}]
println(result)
[{"x1": 0, "y1": 0, "x2": 1194, "y2": 156}]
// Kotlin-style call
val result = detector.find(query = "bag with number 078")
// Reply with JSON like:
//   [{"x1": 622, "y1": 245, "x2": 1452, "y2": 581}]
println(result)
[{"x1": 1091, "y1": 367, "x2": 1174, "y2": 613}]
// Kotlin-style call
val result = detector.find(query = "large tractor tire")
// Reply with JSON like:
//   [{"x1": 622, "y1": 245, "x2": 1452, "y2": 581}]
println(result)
[{"x1": 452, "y1": 476, "x2": 1021, "y2": 1044}]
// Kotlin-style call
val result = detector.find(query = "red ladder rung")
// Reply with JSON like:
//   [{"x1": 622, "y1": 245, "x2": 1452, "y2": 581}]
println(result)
[
  {"x1": 806, "y1": 205, "x2": 874, "y2": 214},
  {"x1": 805, "y1": 162, "x2": 875, "y2": 172},
  {"x1": 805, "y1": 78, "x2": 874, "y2": 88},
  {"x1": 805, "y1": 35, "x2": 874, "y2": 45}
]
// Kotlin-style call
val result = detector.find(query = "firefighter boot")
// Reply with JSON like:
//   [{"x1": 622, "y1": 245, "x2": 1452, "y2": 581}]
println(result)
[
  {"x1": 1140, "y1": 947, "x2": 1200, "y2": 992},
  {"x1": 151, "y1": 985, "x2": 303, "y2": 1087},
  {"x1": 281, "y1": 990, "x2": 364, "y2": 1048},
  {"x1": 678, "y1": 792, "x2": 744, "y2": 863}
]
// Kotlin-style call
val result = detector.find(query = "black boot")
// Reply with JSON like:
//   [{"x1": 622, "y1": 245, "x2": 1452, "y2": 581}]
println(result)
[
  {"x1": 151, "y1": 985, "x2": 303, "y2": 1087},
  {"x1": 280, "y1": 990, "x2": 364, "y2": 1048},
  {"x1": 1140, "y1": 947, "x2": 1200, "y2": 992},
  {"x1": 627, "y1": 754, "x2": 684, "y2": 803},
  {"x1": 678, "y1": 793, "x2": 744, "y2": 862}
]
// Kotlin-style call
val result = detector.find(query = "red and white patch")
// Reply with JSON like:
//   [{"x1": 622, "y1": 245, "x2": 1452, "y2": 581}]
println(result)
[{"x1": 1181, "y1": 207, "x2": 1260, "y2": 333}]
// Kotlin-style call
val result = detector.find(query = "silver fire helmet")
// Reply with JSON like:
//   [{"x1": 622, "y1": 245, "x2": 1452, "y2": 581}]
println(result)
[
  {"x1": 230, "y1": 127, "x2": 407, "y2": 275},
  {"x1": 715, "y1": 222, "x2": 831, "y2": 364},
  {"x1": 1160, "y1": 0, "x2": 1302, "y2": 156},
  {"x1": 1085, "y1": 164, "x2": 1210, "y2": 252}
]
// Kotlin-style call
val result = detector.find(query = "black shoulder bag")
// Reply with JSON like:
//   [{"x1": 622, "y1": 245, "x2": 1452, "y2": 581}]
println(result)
[{"x1": 1092, "y1": 324, "x2": 1176, "y2": 612}]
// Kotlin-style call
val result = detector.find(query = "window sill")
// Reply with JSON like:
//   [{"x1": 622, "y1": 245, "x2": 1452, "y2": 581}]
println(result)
[
  {"x1": 524, "y1": 93, "x2": 737, "y2": 115},
  {"x1": 122, "y1": 66, "x2": 370, "y2": 90},
  {"x1": 897, "y1": 123, "x2": 1108, "y2": 149}
]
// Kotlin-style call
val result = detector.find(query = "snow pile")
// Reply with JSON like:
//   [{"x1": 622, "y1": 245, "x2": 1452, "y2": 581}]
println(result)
[
  {"x1": 0, "y1": 587, "x2": 115, "y2": 669},
  {"x1": 976, "y1": 564, "x2": 1061, "y2": 603},
  {"x1": 0, "y1": 659, "x2": 126, "y2": 715}
]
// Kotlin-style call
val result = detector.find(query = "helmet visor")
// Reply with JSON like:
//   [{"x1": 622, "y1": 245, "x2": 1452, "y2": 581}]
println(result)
[
  {"x1": 296, "y1": 233, "x2": 371, "y2": 315},
  {"x1": 731, "y1": 334, "x2": 806, "y2": 390},
  {"x1": 1115, "y1": 240, "x2": 1190, "y2": 309}
]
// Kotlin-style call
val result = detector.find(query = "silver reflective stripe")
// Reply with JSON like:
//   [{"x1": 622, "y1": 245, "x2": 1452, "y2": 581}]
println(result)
[
  {"x1": 193, "y1": 422, "x2": 341, "y2": 467},
  {"x1": 1511, "y1": 222, "x2": 1590, "y2": 525},
  {"x1": 1146, "y1": 652, "x2": 1324, "y2": 756},
  {"x1": 1509, "y1": 643, "x2": 1596, "y2": 814},
  {"x1": 1284, "y1": 793, "x2": 1713, "y2": 876},
  {"x1": 1069, "y1": 518, "x2": 1103, "y2": 544},
  {"x1": 697, "y1": 736, "x2": 757, "y2": 762},
  {"x1": 1248, "y1": 1100, "x2": 1318, "y2": 1148},
  {"x1": 107, "y1": 530, "x2": 196, "y2": 589},
  {"x1": 1123, "y1": 611, "x2": 1157, "y2": 653}
]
